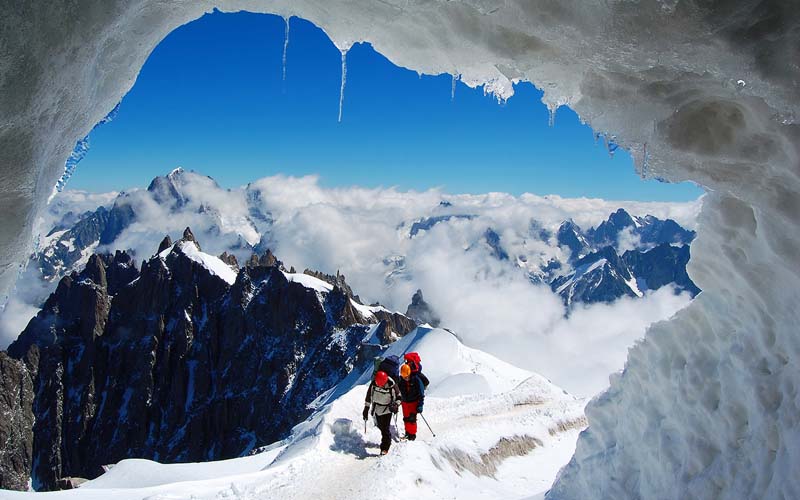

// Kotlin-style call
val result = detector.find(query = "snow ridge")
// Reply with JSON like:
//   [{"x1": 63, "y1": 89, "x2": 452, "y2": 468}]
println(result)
[{"x1": 0, "y1": 328, "x2": 585, "y2": 500}]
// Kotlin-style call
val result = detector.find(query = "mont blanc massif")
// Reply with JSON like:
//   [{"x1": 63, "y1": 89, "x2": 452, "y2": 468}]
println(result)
[{"x1": 0, "y1": 169, "x2": 699, "y2": 498}]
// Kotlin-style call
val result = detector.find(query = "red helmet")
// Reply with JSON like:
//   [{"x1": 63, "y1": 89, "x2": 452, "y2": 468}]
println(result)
[{"x1": 375, "y1": 371, "x2": 389, "y2": 387}]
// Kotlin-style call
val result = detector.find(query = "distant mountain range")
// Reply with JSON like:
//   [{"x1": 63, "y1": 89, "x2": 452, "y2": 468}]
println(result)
[
  {"x1": 396, "y1": 208, "x2": 699, "y2": 307},
  {"x1": 546, "y1": 209, "x2": 698, "y2": 306},
  {"x1": 29, "y1": 169, "x2": 700, "y2": 317}
]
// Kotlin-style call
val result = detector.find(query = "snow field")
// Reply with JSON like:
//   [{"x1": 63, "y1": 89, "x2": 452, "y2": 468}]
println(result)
[{"x1": 177, "y1": 241, "x2": 238, "y2": 285}]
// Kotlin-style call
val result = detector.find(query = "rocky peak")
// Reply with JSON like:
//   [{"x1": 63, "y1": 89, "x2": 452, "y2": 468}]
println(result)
[
  {"x1": 405, "y1": 289, "x2": 441, "y2": 327},
  {"x1": 588, "y1": 208, "x2": 635, "y2": 247},
  {"x1": 102, "y1": 251, "x2": 139, "y2": 296},
  {"x1": 246, "y1": 249, "x2": 281, "y2": 269},
  {"x1": 303, "y1": 269, "x2": 357, "y2": 300},
  {"x1": 218, "y1": 251, "x2": 239, "y2": 268},
  {"x1": 81, "y1": 254, "x2": 107, "y2": 289},
  {"x1": 180, "y1": 227, "x2": 199, "y2": 249},
  {"x1": 157, "y1": 235, "x2": 173, "y2": 254},
  {"x1": 557, "y1": 219, "x2": 590, "y2": 261}
]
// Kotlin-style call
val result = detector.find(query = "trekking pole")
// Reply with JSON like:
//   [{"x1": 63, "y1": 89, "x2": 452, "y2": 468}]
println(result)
[
  {"x1": 364, "y1": 417, "x2": 367, "y2": 434},
  {"x1": 420, "y1": 413, "x2": 436, "y2": 438}
]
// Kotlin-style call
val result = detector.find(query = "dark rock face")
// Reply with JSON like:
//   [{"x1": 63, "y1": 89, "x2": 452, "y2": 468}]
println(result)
[
  {"x1": 635, "y1": 216, "x2": 695, "y2": 247},
  {"x1": 588, "y1": 208, "x2": 638, "y2": 248},
  {"x1": 587, "y1": 208, "x2": 695, "y2": 248},
  {"x1": 408, "y1": 214, "x2": 475, "y2": 237},
  {"x1": 5, "y1": 234, "x2": 401, "y2": 490},
  {"x1": 247, "y1": 249, "x2": 281, "y2": 269},
  {"x1": 405, "y1": 289, "x2": 441, "y2": 327},
  {"x1": 157, "y1": 236, "x2": 173, "y2": 254},
  {"x1": 302, "y1": 269, "x2": 359, "y2": 302},
  {"x1": 0, "y1": 352, "x2": 35, "y2": 491},
  {"x1": 218, "y1": 251, "x2": 238, "y2": 268},
  {"x1": 98, "y1": 200, "x2": 136, "y2": 246},
  {"x1": 543, "y1": 209, "x2": 700, "y2": 306},
  {"x1": 556, "y1": 220, "x2": 591, "y2": 261},
  {"x1": 372, "y1": 311, "x2": 417, "y2": 339},
  {"x1": 550, "y1": 243, "x2": 701, "y2": 306},
  {"x1": 623, "y1": 243, "x2": 701, "y2": 295},
  {"x1": 551, "y1": 246, "x2": 639, "y2": 305},
  {"x1": 483, "y1": 228, "x2": 509, "y2": 261}
]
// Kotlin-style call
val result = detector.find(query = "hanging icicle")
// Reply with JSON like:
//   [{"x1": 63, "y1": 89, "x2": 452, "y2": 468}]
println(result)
[
  {"x1": 338, "y1": 49, "x2": 348, "y2": 123},
  {"x1": 282, "y1": 17, "x2": 290, "y2": 81},
  {"x1": 641, "y1": 143, "x2": 650, "y2": 178},
  {"x1": 547, "y1": 104, "x2": 558, "y2": 127},
  {"x1": 451, "y1": 74, "x2": 457, "y2": 101}
]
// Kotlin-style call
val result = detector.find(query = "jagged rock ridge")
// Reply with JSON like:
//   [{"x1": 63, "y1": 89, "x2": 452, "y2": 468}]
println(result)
[{"x1": 4, "y1": 229, "x2": 416, "y2": 491}]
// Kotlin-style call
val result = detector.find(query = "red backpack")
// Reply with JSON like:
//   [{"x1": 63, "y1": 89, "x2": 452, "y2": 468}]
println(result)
[
  {"x1": 403, "y1": 352, "x2": 429, "y2": 388},
  {"x1": 404, "y1": 352, "x2": 422, "y2": 373}
]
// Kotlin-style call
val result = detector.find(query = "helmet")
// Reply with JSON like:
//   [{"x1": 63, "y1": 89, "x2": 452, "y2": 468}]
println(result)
[
  {"x1": 375, "y1": 371, "x2": 389, "y2": 387},
  {"x1": 400, "y1": 364, "x2": 411, "y2": 379}
]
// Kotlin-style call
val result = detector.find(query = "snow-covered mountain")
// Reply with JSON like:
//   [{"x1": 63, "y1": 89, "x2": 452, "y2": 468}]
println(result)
[
  {"x1": 27, "y1": 170, "x2": 699, "y2": 318},
  {"x1": 3, "y1": 229, "x2": 416, "y2": 491},
  {"x1": 34, "y1": 168, "x2": 266, "y2": 283},
  {"x1": 0, "y1": 327, "x2": 586, "y2": 499},
  {"x1": 545, "y1": 209, "x2": 698, "y2": 306}
]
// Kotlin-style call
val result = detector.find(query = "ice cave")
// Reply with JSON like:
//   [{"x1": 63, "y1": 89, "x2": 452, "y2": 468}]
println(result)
[{"x1": 1, "y1": 1, "x2": 798, "y2": 498}]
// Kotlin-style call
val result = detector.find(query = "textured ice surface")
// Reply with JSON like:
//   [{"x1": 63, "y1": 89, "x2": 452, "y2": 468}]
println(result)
[{"x1": 1, "y1": 1, "x2": 799, "y2": 498}]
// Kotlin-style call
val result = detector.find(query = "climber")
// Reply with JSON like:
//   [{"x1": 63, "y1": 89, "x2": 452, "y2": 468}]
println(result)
[
  {"x1": 363, "y1": 370, "x2": 401, "y2": 455},
  {"x1": 398, "y1": 361, "x2": 428, "y2": 441}
]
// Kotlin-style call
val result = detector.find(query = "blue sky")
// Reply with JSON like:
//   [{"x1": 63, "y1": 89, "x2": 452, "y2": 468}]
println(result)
[{"x1": 68, "y1": 10, "x2": 702, "y2": 202}]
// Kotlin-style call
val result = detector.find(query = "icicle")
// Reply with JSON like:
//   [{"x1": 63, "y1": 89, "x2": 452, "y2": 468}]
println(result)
[
  {"x1": 338, "y1": 49, "x2": 348, "y2": 123},
  {"x1": 548, "y1": 106, "x2": 556, "y2": 127},
  {"x1": 282, "y1": 17, "x2": 290, "y2": 81},
  {"x1": 451, "y1": 74, "x2": 457, "y2": 101},
  {"x1": 640, "y1": 143, "x2": 648, "y2": 178}
]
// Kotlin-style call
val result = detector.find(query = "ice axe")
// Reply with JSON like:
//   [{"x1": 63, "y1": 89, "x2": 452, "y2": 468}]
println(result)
[{"x1": 420, "y1": 413, "x2": 436, "y2": 438}]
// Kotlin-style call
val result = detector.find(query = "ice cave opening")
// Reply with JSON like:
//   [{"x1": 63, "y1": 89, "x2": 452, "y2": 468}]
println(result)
[
  {"x1": 1, "y1": 2, "x2": 798, "y2": 499},
  {"x1": 30, "y1": 8, "x2": 703, "y2": 401}
]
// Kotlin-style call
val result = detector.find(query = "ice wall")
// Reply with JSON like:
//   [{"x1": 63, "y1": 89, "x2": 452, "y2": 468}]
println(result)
[{"x1": 1, "y1": 1, "x2": 798, "y2": 497}]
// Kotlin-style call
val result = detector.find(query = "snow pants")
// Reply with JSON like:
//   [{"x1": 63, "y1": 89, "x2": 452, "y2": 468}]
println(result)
[
  {"x1": 401, "y1": 400, "x2": 419, "y2": 437},
  {"x1": 375, "y1": 413, "x2": 392, "y2": 452}
]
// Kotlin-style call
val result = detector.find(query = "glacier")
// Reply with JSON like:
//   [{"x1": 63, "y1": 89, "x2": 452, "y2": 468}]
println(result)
[{"x1": 1, "y1": 1, "x2": 799, "y2": 498}]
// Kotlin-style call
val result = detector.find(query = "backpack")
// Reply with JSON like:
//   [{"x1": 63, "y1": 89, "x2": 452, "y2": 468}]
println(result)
[
  {"x1": 403, "y1": 352, "x2": 430, "y2": 388},
  {"x1": 373, "y1": 354, "x2": 401, "y2": 382},
  {"x1": 404, "y1": 352, "x2": 422, "y2": 373}
]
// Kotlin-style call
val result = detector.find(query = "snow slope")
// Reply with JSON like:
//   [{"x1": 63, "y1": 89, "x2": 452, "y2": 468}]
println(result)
[{"x1": 0, "y1": 327, "x2": 585, "y2": 500}]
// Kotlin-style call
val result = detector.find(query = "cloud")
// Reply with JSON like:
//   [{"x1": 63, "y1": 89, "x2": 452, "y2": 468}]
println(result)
[
  {"x1": 465, "y1": 286, "x2": 693, "y2": 398},
  {"x1": 0, "y1": 296, "x2": 41, "y2": 349},
  {"x1": 616, "y1": 226, "x2": 642, "y2": 253}
]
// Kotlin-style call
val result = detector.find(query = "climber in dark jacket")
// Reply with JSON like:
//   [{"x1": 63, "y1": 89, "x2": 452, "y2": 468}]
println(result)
[
  {"x1": 397, "y1": 363, "x2": 428, "y2": 441},
  {"x1": 363, "y1": 370, "x2": 401, "y2": 455}
]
